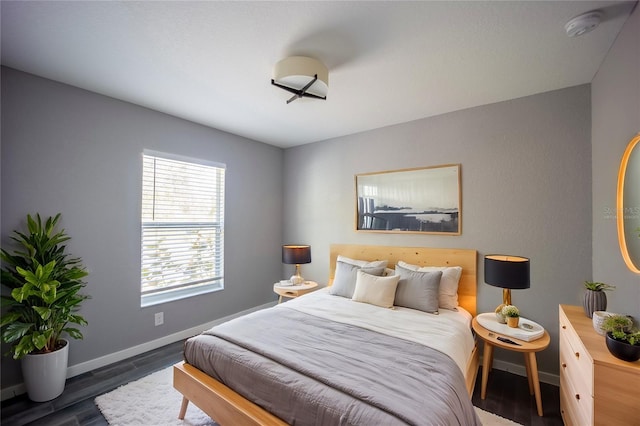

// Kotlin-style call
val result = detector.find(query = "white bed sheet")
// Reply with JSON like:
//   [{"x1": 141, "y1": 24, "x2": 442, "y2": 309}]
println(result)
[{"x1": 278, "y1": 288, "x2": 475, "y2": 374}]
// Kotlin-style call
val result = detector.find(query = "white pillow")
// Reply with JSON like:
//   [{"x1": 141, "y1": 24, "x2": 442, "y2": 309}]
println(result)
[
  {"x1": 352, "y1": 270, "x2": 400, "y2": 308},
  {"x1": 396, "y1": 261, "x2": 462, "y2": 311},
  {"x1": 337, "y1": 255, "x2": 388, "y2": 269}
]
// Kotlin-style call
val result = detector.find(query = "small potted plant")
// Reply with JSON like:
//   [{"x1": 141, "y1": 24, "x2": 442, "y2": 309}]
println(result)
[
  {"x1": 601, "y1": 314, "x2": 640, "y2": 362},
  {"x1": 583, "y1": 281, "x2": 615, "y2": 319},
  {"x1": 501, "y1": 305, "x2": 520, "y2": 328}
]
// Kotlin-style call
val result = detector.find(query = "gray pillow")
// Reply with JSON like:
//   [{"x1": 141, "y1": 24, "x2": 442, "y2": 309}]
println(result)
[
  {"x1": 394, "y1": 264, "x2": 442, "y2": 314},
  {"x1": 329, "y1": 261, "x2": 385, "y2": 298}
]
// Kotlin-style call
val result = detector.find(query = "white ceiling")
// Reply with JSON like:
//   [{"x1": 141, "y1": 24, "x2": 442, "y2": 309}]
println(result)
[{"x1": 1, "y1": 1, "x2": 636, "y2": 148}]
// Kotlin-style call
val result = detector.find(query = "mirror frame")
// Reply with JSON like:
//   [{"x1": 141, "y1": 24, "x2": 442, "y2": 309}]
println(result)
[{"x1": 617, "y1": 133, "x2": 640, "y2": 273}]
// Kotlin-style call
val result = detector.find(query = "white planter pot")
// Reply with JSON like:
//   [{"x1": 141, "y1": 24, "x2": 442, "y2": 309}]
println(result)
[{"x1": 21, "y1": 339, "x2": 69, "y2": 402}]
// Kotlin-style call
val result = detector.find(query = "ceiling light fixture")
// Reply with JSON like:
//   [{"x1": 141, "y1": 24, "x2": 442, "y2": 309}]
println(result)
[
  {"x1": 565, "y1": 11, "x2": 603, "y2": 37},
  {"x1": 271, "y1": 56, "x2": 328, "y2": 104}
]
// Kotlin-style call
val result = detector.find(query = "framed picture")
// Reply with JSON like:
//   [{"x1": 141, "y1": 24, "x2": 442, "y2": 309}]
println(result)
[{"x1": 355, "y1": 164, "x2": 461, "y2": 235}]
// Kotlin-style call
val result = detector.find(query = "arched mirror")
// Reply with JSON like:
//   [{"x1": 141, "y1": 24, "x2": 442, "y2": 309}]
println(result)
[{"x1": 617, "y1": 133, "x2": 640, "y2": 273}]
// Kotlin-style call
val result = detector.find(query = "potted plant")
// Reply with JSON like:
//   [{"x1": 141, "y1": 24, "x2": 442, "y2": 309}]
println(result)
[
  {"x1": 601, "y1": 314, "x2": 640, "y2": 362},
  {"x1": 501, "y1": 305, "x2": 520, "y2": 328},
  {"x1": 583, "y1": 281, "x2": 615, "y2": 319},
  {"x1": 0, "y1": 213, "x2": 89, "y2": 401}
]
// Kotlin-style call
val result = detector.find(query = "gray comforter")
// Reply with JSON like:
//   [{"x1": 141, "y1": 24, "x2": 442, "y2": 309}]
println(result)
[{"x1": 184, "y1": 307, "x2": 480, "y2": 425}]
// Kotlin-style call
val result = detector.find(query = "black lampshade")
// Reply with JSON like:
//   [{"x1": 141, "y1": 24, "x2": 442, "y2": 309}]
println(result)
[
  {"x1": 282, "y1": 245, "x2": 311, "y2": 265},
  {"x1": 484, "y1": 255, "x2": 530, "y2": 289}
]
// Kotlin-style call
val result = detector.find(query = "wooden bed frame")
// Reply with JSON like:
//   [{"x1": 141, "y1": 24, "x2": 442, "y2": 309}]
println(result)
[{"x1": 174, "y1": 244, "x2": 479, "y2": 425}]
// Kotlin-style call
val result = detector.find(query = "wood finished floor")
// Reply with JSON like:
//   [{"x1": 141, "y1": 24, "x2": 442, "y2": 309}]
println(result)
[{"x1": 1, "y1": 340, "x2": 564, "y2": 426}]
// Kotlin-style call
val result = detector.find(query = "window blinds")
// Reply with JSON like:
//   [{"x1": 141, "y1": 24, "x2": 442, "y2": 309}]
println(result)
[{"x1": 141, "y1": 153, "x2": 225, "y2": 296}]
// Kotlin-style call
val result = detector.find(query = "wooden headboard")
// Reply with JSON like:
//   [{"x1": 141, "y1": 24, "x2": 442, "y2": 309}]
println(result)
[{"x1": 329, "y1": 244, "x2": 478, "y2": 316}]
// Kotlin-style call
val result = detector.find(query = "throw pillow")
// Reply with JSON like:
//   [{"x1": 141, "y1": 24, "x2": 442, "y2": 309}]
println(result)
[
  {"x1": 394, "y1": 264, "x2": 442, "y2": 314},
  {"x1": 329, "y1": 261, "x2": 385, "y2": 298},
  {"x1": 352, "y1": 269, "x2": 400, "y2": 308}
]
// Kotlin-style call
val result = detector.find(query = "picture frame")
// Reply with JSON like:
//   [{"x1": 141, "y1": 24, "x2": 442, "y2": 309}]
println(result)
[{"x1": 355, "y1": 164, "x2": 461, "y2": 235}]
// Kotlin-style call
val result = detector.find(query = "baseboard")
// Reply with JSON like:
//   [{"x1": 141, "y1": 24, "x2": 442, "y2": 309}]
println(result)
[
  {"x1": 1, "y1": 302, "x2": 275, "y2": 401},
  {"x1": 485, "y1": 356, "x2": 560, "y2": 387}
]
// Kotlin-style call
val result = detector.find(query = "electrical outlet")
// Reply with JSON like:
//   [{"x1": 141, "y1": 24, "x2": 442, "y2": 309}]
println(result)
[{"x1": 154, "y1": 312, "x2": 164, "y2": 326}]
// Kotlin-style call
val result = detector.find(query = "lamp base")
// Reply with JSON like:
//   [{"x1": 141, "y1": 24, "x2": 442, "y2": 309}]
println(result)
[
  {"x1": 289, "y1": 263, "x2": 305, "y2": 285},
  {"x1": 502, "y1": 288, "x2": 512, "y2": 305},
  {"x1": 494, "y1": 289, "x2": 513, "y2": 323},
  {"x1": 289, "y1": 274, "x2": 305, "y2": 285}
]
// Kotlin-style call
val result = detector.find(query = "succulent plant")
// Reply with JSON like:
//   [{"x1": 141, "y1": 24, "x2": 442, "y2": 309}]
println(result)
[
  {"x1": 501, "y1": 305, "x2": 520, "y2": 318},
  {"x1": 602, "y1": 314, "x2": 640, "y2": 345},
  {"x1": 584, "y1": 281, "x2": 615, "y2": 291}
]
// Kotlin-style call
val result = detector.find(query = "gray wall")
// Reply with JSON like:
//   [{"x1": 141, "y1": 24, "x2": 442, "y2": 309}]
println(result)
[
  {"x1": 1, "y1": 67, "x2": 284, "y2": 389},
  {"x1": 283, "y1": 85, "x2": 592, "y2": 376},
  {"x1": 592, "y1": 8, "x2": 640, "y2": 320}
]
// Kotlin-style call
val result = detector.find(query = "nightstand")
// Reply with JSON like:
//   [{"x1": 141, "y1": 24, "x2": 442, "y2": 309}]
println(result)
[
  {"x1": 472, "y1": 316, "x2": 551, "y2": 416},
  {"x1": 273, "y1": 281, "x2": 318, "y2": 303}
]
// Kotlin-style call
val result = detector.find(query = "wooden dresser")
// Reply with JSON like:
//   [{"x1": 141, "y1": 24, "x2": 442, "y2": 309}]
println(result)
[{"x1": 559, "y1": 305, "x2": 640, "y2": 426}]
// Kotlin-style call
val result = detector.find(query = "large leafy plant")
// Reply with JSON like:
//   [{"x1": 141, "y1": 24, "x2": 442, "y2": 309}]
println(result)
[{"x1": 0, "y1": 213, "x2": 89, "y2": 359}]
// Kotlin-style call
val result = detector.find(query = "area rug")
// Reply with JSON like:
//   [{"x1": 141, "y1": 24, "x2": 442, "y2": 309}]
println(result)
[{"x1": 95, "y1": 367, "x2": 521, "y2": 426}]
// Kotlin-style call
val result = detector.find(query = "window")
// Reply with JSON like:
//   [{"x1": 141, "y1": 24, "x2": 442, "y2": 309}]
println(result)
[{"x1": 141, "y1": 151, "x2": 225, "y2": 306}]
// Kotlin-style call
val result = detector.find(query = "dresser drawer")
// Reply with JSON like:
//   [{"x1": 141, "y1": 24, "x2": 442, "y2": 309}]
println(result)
[
  {"x1": 559, "y1": 309, "x2": 593, "y2": 393},
  {"x1": 559, "y1": 329, "x2": 593, "y2": 395},
  {"x1": 560, "y1": 371, "x2": 591, "y2": 426},
  {"x1": 560, "y1": 344, "x2": 593, "y2": 425}
]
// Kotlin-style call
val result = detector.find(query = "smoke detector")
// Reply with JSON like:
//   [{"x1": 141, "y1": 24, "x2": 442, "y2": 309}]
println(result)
[{"x1": 565, "y1": 11, "x2": 603, "y2": 37}]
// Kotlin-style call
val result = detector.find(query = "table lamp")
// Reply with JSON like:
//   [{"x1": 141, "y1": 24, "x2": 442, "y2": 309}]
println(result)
[
  {"x1": 282, "y1": 245, "x2": 311, "y2": 285},
  {"x1": 484, "y1": 254, "x2": 530, "y2": 308}
]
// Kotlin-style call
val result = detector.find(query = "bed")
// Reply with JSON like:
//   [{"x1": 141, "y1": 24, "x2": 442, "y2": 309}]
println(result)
[{"x1": 174, "y1": 244, "x2": 480, "y2": 425}]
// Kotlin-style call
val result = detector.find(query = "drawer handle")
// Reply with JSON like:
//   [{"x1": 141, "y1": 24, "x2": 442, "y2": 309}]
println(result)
[
  {"x1": 575, "y1": 352, "x2": 580, "y2": 359},
  {"x1": 561, "y1": 363, "x2": 567, "y2": 368},
  {"x1": 562, "y1": 325, "x2": 567, "y2": 329},
  {"x1": 284, "y1": 292, "x2": 295, "y2": 296},
  {"x1": 575, "y1": 394, "x2": 580, "y2": 400}
]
